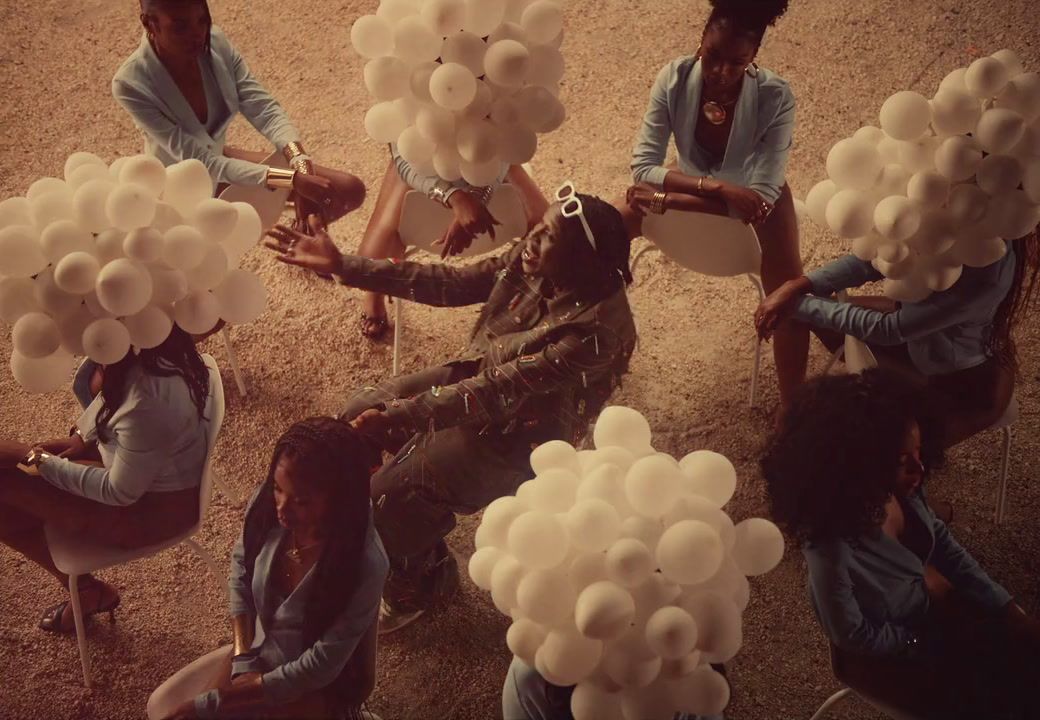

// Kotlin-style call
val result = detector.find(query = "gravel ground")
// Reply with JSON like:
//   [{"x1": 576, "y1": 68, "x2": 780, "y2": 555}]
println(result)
[{"x1": 1, "y1": 1, "x2": 1038, "y2": 719}]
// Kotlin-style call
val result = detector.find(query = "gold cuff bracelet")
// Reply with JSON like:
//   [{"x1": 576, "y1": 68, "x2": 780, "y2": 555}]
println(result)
[{"x1": 265, "y1": 166, "x2": 297, "y2": 189}]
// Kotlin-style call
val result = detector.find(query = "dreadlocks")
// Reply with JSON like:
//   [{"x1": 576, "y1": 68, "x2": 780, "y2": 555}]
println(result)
[{"x1": 240, "y1": 417, "x2": 381, "y2": 706}]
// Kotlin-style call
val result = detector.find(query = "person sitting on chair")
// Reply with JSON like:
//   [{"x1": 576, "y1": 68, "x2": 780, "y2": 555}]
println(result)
[
  {"x1": 755, "y1": 229, "x2": 1039, "y2": 447},
  {"x1": 152, "y1": 417, "x2": 388, "y2": 720},
  {"x1": 264, "y1": 188, "x2": 638, "y2": 634},
  {"x1": 762, "y1": 370, "x2": 1040, "y2": 719},
  {"x1": 114, "y1": 0, "x2": 365, "y2": 231},
  {"x1": 0, "y1": 326, "x2": 211, "y2": 635},
  {"x1": 619, "y1": 0, "x2": 807, "y2": 407},
  {"x1": 351, "y1": 143, "x2": 548, "y2": 339}
]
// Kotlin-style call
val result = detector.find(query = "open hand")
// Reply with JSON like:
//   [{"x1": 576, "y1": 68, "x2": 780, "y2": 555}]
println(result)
[
  {"x1": 719, "y1": 182, "x2": 773, "y2": 225},
  {"x1": 754, "y1": 277, "x2": 811, "y2": 340},
  {"x1": 265, "y1": 215, "x2": 341, "y2": 276},
  {"x1": 447, "y1": 191, "x2": 500, "y2": 242},
  {"x1": 434, "y1": 220, "x2": 476, "y2": 259},
  {"x1": 349, "y1": 408, "x2": 394, "y2": 440}
]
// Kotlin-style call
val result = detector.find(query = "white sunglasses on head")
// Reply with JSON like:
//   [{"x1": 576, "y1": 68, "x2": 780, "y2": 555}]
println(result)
[{"x1": 555, "y1": 181, "x2": 597, "y2": 250}]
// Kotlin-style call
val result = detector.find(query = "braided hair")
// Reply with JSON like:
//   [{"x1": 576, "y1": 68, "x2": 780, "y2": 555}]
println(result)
[
  {"x1": 95, "y1": 325, "x2": 209, "y2": 441},
  {"x1": 988, "y1": 230, "x2": 1040, "y2": 374},
  {"x1": 705, "y1": 0, "x2": 790, "y2": 47},
  {"x1": 240, "y1": 418, "x2": 382, "y2": 701},
  {"x1": 139, "y1": 0, "x2": 213, "y2": 55},
  {"x1": 556, "y1": 194, "x2": 633, "y2": 300}
]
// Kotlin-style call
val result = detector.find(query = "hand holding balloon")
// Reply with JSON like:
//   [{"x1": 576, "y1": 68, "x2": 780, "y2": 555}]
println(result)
[{"x1": 265, "y1": 215, "x2": 342, "y2": 277}]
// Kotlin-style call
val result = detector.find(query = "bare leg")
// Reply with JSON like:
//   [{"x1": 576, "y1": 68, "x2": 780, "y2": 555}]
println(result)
[
  {"x1": 506, "y1": 165, "x2": 550, "y2": 229},
  {"x1": 356, "y1": 161, "x2": 411, "y2": 337},
  {"x1": 757, "y1": 184, "x2": 809, "y2": 408},
  {"x1": 613, "y1": 195, "x2": 644, "y2": 241}
]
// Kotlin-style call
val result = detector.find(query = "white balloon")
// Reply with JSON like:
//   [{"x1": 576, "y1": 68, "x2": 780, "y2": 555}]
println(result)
[
  {"x1": 566, "y1": 499, "x2": 621, "y2": 552},
  {"x1": 521, "y1": 88, "x2": 565, "y2": 132},
  {"x1": 852, "y1": 125, "x2": 885, "y2": 145},
  {"x1": 148, "y1": 265, "x2": 190, "y2": 306},
  {"x1": 350, "y1": 14, "x2": 394, "y2": 59},
  {"x1": 934, "y1": 135, "x2": 982, "y2": 182},
  {"x1": 490, "y1": 554, "x2": 526, "y2": 614},
  {"x1": 906, "y1": 170, "x2": 950, "y2": 208},
  {"x1": 109, "y1": 156, "x2": 130, "y2": 182},
  {"x1": 879, "y1": 91, "x2": 931, "y2": 141},
  {"x1": 593, "y1": 406, "x2": 652, "y2": 454},
  {"x1": 67, "y1": 163, "x2": 110, "y2": 191},
  {"x1": 123, "y1": 305, "x2": 173, "y2": 349},
  {"x1": 84, "y1": 288, "x2": 114, "y2": 318},
  {"x1": 461, "y1": 80, "x2": 494, "y2": 121},
  {"x1": 882, "y1": 275, "x2": 932, "y2": 303},
  {"x1": 541, "y1": 627, "x2": 603, "y2": 687},
  {"x1": 571, "y1": 682, "x2": 624, "y2": 720},
  {"x1": 850, "y1": 235, "x2": 878, "y2": 261},
  {"x1": 393, "y1": 15, "x2": 441, "y2": 63},
  {"x1": 13, "y1": 312, "x2": 61, "y2": 359},
  {"x1": 574, "y1": 580, "x2": 635, "y2": 640},
  {"x1": 897, "y1": 135, "x2": 939, "y2": 173},
  {"x1": 151, "y1": 201, "x2": 185, "y2": 234},
  {"x1": 484, "y1": 39, "x2": 531, "y2": 87},
  {"x1": 0, "y1": 197, "x2": 32, "y2": 227},
  {"x1": 507, "y1": 617, "x2": 547, "y2": 666},
  {"x1": 624, "y1": 455, "x2": 681, "y2": 518},
  {"x1": 164, "y1": 159, "x2": 214, "y2": 214},
  {"x1": 429, "y1": 62, "x2": 478, "y2": 110},
  {"x1": 576, "y1": 463, "x2": 631, "y2": 514},
  {"x1": 40, "y1": 219, "x2": 93, "y2": 262},
  {"x1": 463, "y1": 0, "x2": 507, "y2": 35},
  {"x1": 930, "y1": 88, "x2": 981, "y2": 136},
  {"x1": 619, "y1": 515, "x2": 664, "y2": 554},
  {"x1": 173, "y1": 290, "x2": 220, "y2": 335},
  {"x1": 524, "y1": 468, "x2": 580, "y2": 512},
  {"x1": 976, "y1": 154, "x2": 1023, "y2": 196},
  {"x1": 601, "y1": 630, "x2": 662, "y2": 689},
  {"x1": 805, "y1": 179, "x2": 838, "y2": 226},
  {"x1": 826, "y1": 138, "x2": 882, "y2": 190},
  {"x1": 123, "y1": 227, "x2": 164, "y2": 263},
  {"x1": 191, "y1": 198, "x2": 238, "y2": 242},
  {"x1": 212, "y1": 269, "x2": 267, "y2": 324},
  {"x1": 876, "y1": 242, "x2": 909, "y2": 264},
  {"x1": 29, "y1": 188, "x2": 75, "y2": 229},
  {"x1": 28, "y1": 177, "x2": 68, "y2": 202},
  {"x1": 106, "y1": 182, "x2": 158, "y2": 231},
  {"x1": 923, "y1": 261, "x2": 963, "y2": 292},
  {"x1": 422, "y1": 0, "x2": 466, "y2": 34},
  {"x1": 0, "y1": 225, "x2": 48, "y2": 277},
  {"x1": 96, "y1": 258, "x2": 153, "y2": 316},
  {"x1": 906, "y1": 209, "x2": 957, "y2": 256},
  {"x1": 527, "y1": 43, "x2": 565, "y2": 87},
  {"x1": 163, "y1": 225, "x2": 211, "y2": 270},
  {"x1": 1024, "y1": 159, "x2": 1040, "y2": 204},
  {"x1": 731, "y1": 518, "x2": 785, "y2": 576},
  {"x1": 605, "y1": 538, "x2": 653, "y2": 588},
  {"x1": 672, "y1": 666, "x2": 731, "y2": 716},
  {"x1": 456, "y1": 118, "x2": 500, "y2": 163},
  {"x1": 874, "y1": 163, "x2": 910, "y2": 198},
  {"x1": 489, "y1": 19, "x2": 529, "y2": 44},
  {"x1": 441, "y1": 30, "x2": 487, "y2": 77},
  {"x1": 397, "y1": 126, "x2": 437, "y2": 168},
  {"x1": 460, "y1": 157, "x2": 504, "y2": 186},
  {"x1": 657, "y1": 521, "x2": 724, "y2": 586},
  {"x1": 873, "y1": 195, "x2": 921, "y2": 242},
  {"x1": 377, "y1": 0, "x2": 417, "y2": 24},
  {"x1": 364, "y1": 102, "x2": 410, "y2": 145},
  {"x1": 876, "y1": 136, "x2": 902, "y2": 164},
  {"x1": 33, "y1": 267, "x2": 82, "y2": 316},
  {"x1": 678, "y1": 450, "x2": 737, "y2": 508},
  {"x1": 680, "y1": 591, "x2": 742, "y2": 663},
  {"x1": 530, "y1": 439, "x2": 581, "y2": 475},
  {"x1": 53, "y1": 251, "x2": 100, "y2": 294},
  {"x1": 825, "y1": 189, "x2": 875, "y2": 238},
  {"x1": 364, "y1": 56, "x2": 411, "y2": 101},
  {"x1": 521, "y1": 0, "x2": 563, "y2": 44},
  {"x1": 947, "y1": 183, "x2": 990, "y2": 225},
  {"x1": 987, "y1": 190, "x2": 1040, "y2": 240},
  {"x1": 468, "y1": 546, "x2": 503, "y2": 591},
  {"x1": 0, "y1": 277, "x2": 40, "y2": 325},
  {"x1": 64, "y1": 151, "x2": 106, "y2": 181},
  {"x1": 415, "y1": 105, "x2": 457, "y2": 146},
  {"x1": 10, "y1": 348, "x2": 77, "y2": 394},
  {"x1": 481, "y1": 495, "x2": 531, "y2": 548},
  {"x1": 184, "y1": 243, "x2": 229, "y2": 291},
  {"x1": 223, "y1": 202, "x2": 262, "y2": 267},
  {"x1": 82, "y1": 317, "x2": 131, "y2": 364},
  {"x1": 517, "y1": 567, "x2": 574, "y2": 626},
  {"x1": 409, "y1": 61, "x2": 440, "y2": 103},
  {"x1": 991, "y1": 49, "x2": 1025, "y2": 77},
  {"x1": 72, "y1": 178, "x2": 116, "y2": 233},
  {"x1": 119, "y1": 155, "x2": 167, "y2": 196},
  {"x1": 433, "y1": 146, "x2": 464, "y2": 181},
  {"x1": 1013, "y1": 122, "x2": 1040, "y2": 158},
  {"x1": 645, "y1": 606, "x2": 698, "y2": 660},
  {"x1": 508, "y1": 510, "x2": 569, "y2": 569},
  {"x1": 996, "y1": 72, "x2": 1040, "y2": 122},
  {"x1": 975, "y1": 108, "x2": 1026, "y2": 154},
  {"x1": 964, "y1": 56, "x2": 1010, "y2": 98}
]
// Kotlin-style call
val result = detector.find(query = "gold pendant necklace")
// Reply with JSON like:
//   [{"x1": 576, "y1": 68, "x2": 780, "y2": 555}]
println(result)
[
  {"x1": 286, "y1": 532, "x2": 323, "y2": 564},
  {"x1": 702, "y1": 98, "x2": 737, "y2": 126}
]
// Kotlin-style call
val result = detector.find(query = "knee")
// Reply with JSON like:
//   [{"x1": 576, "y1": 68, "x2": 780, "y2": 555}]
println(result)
[{"x1": 333, "y1": 173, "x2": 366, "y2": 210}]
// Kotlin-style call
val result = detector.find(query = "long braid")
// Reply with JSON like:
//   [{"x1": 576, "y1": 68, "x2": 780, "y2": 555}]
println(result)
[
  {"x1": 557, "y1": 194, "x2": 633, "y2": 300},
  {"x1": 988, "y1": 230, "x2": 1040, "y2": 375}
]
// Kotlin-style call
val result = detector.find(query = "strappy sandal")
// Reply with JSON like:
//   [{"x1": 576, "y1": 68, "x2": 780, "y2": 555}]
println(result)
[
  {"x1": 39, "y1": 583, "x2": 121, "y2": 635},
  {"x1": 360, "y1": 313, "x2": 390, "y2": 340}
]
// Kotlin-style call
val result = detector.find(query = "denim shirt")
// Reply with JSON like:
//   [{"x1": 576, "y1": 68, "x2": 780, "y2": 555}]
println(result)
[
  {"x1": 792, "y1": 245, "x2": 1016, "y2": 376},
  {"x1": 112, "y1": 26, "x2": 301, "y2": 186},
  {"x1": 630, "y1": 56, "x2": 795, "y2": 205},
  {"x1": 804, "y1": 491, "x2": 1011, "y2": 659},
  {"x1": 194, "y1": 507, "x2": 388, "y2": 718}
]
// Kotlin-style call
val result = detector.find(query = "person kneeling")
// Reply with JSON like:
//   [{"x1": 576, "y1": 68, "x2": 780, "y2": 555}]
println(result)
[
  {"x1": 150, "y1": 418, "x2": 388, "y2": 720},
  {"x1": 266, "y1": 188, "x2": 638, "y2": 634}
]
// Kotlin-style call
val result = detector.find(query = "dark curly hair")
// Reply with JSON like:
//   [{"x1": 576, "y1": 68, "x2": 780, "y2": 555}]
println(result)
[
  {"x1": 556, "y1": 193, "x2": 633, "y2": 300},
  {"x1": 706, "y1": 0, "x2": 790, "y2": 46},
  {"x1": 761, "y1": 369, "x2": 944, "y2": 546},
  {"x1": 989, "y1": 230, "x2": 1040, "y2": 374},
  {"x1": 240, "y1": 417, "x2": 382, "y2": 708}
]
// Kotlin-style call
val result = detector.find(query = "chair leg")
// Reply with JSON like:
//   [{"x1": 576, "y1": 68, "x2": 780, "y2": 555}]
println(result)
[
  {"x1": 629, "y1": 245, "x2": 658, "y2": 280},
  {"x1": 392, "y1": 299, "x2": 404, "y2": 377},
  {"x1": 808, "y1": 687, "x2": 854, "y2": 720},
  {"x1": 995, "y1": 426, "x2": 1013, "y2": 524},
  {"x1": 211, "y1": 474, "x2": 241, "y2": 506},
  {"x1": 183, "y1": 538, "x2": 226, "y2": 597},
  {"x1": 68, "y1": 574, "x2": 93, "y2": 687},
  {"x1": 750, "y1": 336, "x2": 762, "y2": 408},
  {"x1": 220, "y1": 326, "x2": 248, "y2": 398}
]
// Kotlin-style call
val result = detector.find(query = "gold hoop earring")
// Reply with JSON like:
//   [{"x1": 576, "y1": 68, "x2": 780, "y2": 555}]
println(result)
[
  {"x1": 694, "y1": 45, "x2": 702, "y2": 60},
  {"x1": 745, "y1": 62, "x2": 760, "y2": 78}
]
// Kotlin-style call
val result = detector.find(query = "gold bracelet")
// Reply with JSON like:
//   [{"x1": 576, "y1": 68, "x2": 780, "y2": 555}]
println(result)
[
  {"x1": 650, "y1": 190, "x2": 667, "y2": 214},
  {"x1": 282, "y1": 141, "x2": 307, "y2": 163},
  {"x1": 291, "y1": 157, "x2": 315, "y2": 176},
  {"x1": 265, "y1": 166, "x2": 297, "y2": 189}
]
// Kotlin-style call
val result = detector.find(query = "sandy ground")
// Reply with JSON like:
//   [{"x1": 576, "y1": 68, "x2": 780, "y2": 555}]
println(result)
[{"x1": 1, "y1": 1, "x2": 1038, "y2": 718}]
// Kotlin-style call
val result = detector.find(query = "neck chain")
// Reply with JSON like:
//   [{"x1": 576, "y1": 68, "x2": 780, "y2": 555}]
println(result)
[
  {"x1": 285, "y1": 531, "x2": 323, "y2": 564},
  {"x1": 702, "y1": 94, "x2": 739, "y2": 126}
]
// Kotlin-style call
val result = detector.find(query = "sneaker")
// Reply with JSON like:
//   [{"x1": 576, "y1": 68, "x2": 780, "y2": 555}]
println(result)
[{"x1": 377, "y1": 599, "x2": 425, "y2": 636}]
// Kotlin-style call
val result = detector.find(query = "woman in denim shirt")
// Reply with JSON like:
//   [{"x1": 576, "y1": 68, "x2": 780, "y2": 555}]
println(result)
[
  {"x1": 620, "y1": 0, "x2": 808, "y2": 407},
  {"x1": 153, "y1": 418, "x2": 388, "y2": 720},
  {"x1": 762, "y1": 370, "x2": 1040, "y2": 718}
]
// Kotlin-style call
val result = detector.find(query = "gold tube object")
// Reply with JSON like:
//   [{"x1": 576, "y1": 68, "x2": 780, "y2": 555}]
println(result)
[{"x1": 265, "y1": 166, "x2": 296, "y2": 189}]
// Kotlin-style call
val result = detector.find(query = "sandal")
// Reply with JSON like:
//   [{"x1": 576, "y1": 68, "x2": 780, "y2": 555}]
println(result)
[
  {"x1": 39, "y1": 582, "x2": 121, "y2": 634},
  {"x1": 360, "y1": 313, "x2": 390, "y2": 340}
]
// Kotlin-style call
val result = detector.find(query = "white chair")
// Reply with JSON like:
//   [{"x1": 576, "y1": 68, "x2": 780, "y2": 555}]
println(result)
[
  {"x1": 44, "y1": 354, "x2": 227, "y2": 687},
  {"x1": 631, "y1": 210, "x2": 766, "y2": 407},
  {"x1": 216, "y1": 150, "x2": 293, "y2": 397},
  {"x1": 809, "y1": 645, "x2": 924, "y2": 720},
  {"x1": 391, "y1": 183, "x2": 528, "y2": 375}
]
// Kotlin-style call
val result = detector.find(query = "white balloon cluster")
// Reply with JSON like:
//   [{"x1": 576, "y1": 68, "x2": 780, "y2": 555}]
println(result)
[
  {"x1": 350, "y1": 0, "x2": 567, "y2": 186},
  {"x1": 469, "y1": 406, "x2": 784, "y2": 720},
  {"x1": 0, "y1": 153, "x2": 269, "y2": 393},
  {"x1": 803, "y1": 49, "x2": 1040, "y2": 302}
]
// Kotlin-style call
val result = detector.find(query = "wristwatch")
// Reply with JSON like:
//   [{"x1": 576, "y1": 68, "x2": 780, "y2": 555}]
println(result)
[{"x1": 24, "y1": 448, "x2": 53, "y2": 467}]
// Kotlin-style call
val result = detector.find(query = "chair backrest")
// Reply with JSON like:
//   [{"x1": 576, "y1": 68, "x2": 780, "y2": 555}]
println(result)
[
  {"x1": 641, "y1": 210, "x2": 762, "y2": 278},
  {"x1": 844, "y1": 335, "x2": 879, "y2": 374},
  {"x1": 197, "y1": 354, "x2": 226, "y2": 520},
  {"x1": 829, "y1": 645, "x2": 925, "y2": 720},
  {"x1": 336, "y1": 617, "x2": 379, "y2": 710},
  {"x1": 217, "y1": 150, "x2": 292, "y2": 231},
  {"x1": 398, "y1": 184, "x2": 527, "y2": 258}
]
